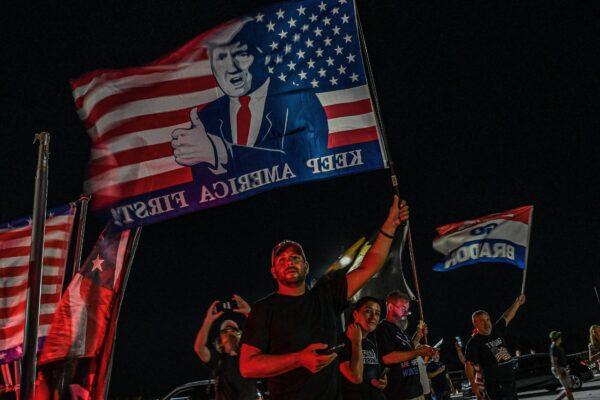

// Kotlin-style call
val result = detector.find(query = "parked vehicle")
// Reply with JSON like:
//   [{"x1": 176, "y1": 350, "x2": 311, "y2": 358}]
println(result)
[
  {"x1": 459, "y1": 353, "x2": 594, "y2": 397},
  {"x1": 161, "y1": 380, "x2": 215, "y2": 400}
]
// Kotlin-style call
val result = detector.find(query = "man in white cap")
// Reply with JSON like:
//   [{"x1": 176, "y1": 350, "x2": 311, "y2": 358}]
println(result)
[
  {"x1": 239, "y1": 196, "x2": 409, "y2": 400},
  {"x1": 171, "y1": 18, "x2": 328, "y2": 176}
]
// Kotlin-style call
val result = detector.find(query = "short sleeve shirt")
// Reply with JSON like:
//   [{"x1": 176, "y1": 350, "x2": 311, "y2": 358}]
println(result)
[
  {"x1": 241, "y1": 270, "x2": 348, "y2": 400},
  {"x1": 376, "y1": 320, "x2": 423, "y2": 400},
  {"x1": 465, "y1": 319, "x2": 514, "y2": 389},
  {"x1": 338, "y1": 332, "x2": 386, "y2": 400},
  {"x1": 550, "y1": 343, "x2": 567, "y2": 368},
  {"x1": 205, "y1": 347, "x2": 257, "y2": 400}
]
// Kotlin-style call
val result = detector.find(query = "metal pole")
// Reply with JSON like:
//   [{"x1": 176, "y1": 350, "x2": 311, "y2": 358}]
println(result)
[
  {"x1": 21, "y1": 132, "x2": 51, "y2": 400},
  {"x1": 355, "y1": 3, "x2": 427, "y2": 340},
  {"x1": 71, "y1": 194, "x2": 91, "y2": 278},
  {"x1": 520, "y1": 207, "x2": 534, "y2": 295},
  {"x1": 95, "y1": 227, "x2": 142, "y2": 399}
]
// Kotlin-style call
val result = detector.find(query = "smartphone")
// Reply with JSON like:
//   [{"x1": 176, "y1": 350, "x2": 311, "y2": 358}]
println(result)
[
  {"x1": 315, "y1": 343, "x2": 346, "y2": 355},
  {"x1": 378, "y1": 367, "x2": 390, "y2": 380},
  {"x1": 455, "y1": 336, "x2": 463, "y2": 348},
  {"x1": 215, "y1": 300, "x2": 238, "y2": 313}
]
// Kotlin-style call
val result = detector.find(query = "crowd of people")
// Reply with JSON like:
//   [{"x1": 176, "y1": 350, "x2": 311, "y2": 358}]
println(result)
[{"x1": 192, "y1": 197, "x2": 593, "y2": 400}]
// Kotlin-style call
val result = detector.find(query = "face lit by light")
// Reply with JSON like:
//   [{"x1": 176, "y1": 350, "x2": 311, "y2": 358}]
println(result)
[
  {"x1": 210, "y1": 41, "x2": 254, "y2": 97},
  {"x1": 271, "y1": 248, "x2": 308, "y2": 287},
  {"x1": 353, "y1": 301, "x2": 381, "y2": 333},
  {"x1": 219, "y1": 322, "x2": 241, "y2": 353},
  {"x1": 387, "y1": 298, "x2": 410, "y2": 321},
  {"x1": 473, "y1": 312, "x2": 492, "y2": 336}
]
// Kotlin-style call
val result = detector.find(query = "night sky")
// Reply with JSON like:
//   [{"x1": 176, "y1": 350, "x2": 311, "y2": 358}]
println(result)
[{"x1": 1, "y1": 1, "x2": 597, "y2": 397}]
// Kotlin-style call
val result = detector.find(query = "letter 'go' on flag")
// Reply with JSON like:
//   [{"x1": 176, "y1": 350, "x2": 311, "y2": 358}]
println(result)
[
  {"x1": 0, "y1": 204, "x2": 76, "y2": 365},
  {"x1": 71, "y1": 0, "x2": 388, "y2": 229},
  {"x1": 432, "y1": 206, "x2": 533, "y2": 272}
]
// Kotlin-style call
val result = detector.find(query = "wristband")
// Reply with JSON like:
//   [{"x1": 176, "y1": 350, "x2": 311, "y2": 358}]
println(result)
[{"x1": 379, "y1": 229, "x2": 394, "y2": 239}]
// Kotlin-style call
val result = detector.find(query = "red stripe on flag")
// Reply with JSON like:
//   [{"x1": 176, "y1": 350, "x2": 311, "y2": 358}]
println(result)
[
  {"x1": 0, "y1": 301, "x2": 25, "y2": 319},
  {"x1": 81, "y1": 75, "x2": 217, "y2": 127},
  {"x1": 0, "y1": 224, "x2": 72, "y2": 242},
  {"x1": 0, "y1": 314, "x2": 55, "y2": 340},
  {"x1": 327, "y1": 127, "x2": 379, "y2": 148},
  {"x1": 323, "y1": 99, "x2": 373, "y2": 120},
  {"x1": 92, "y1": 108, "x2": 194, "y2": 145},
  {"x1": 88, "y1": 142, "x2": 174, "y2": 178},
  {"x1": 91, "y1": 167, "x2": 193, "y2": 209}
]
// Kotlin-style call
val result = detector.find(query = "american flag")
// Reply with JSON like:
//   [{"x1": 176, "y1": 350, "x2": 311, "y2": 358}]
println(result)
[
  {"x1": 72, "y1": 0, "x2": 381, "y2": 212},
  {"x1": 0, "y1": 204, "x2": 76, "y2": 364}
]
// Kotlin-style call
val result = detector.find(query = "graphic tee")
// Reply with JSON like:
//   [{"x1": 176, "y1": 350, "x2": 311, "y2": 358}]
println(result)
[
  {"x1": 241, "y1": 270, "x2": 348, "y2": 400},
  {"x1": 427, "y1": 360, "x2": 451, "y2": 394},
  {"x1": 338, "y1": 332, "x2": 386, "y2": 400},
  {"x1": 376, "y1": 320, "x2": 423, "y2": 400},
  {"x1": 465, "y1": 319, "x2": 515, "y2": 395},
  {"x1": 206, "y1": 348, "x2": 258, "y2": 400},
  {"x1": 550, "y1": 343, "x2": 567, "y2": 368}
]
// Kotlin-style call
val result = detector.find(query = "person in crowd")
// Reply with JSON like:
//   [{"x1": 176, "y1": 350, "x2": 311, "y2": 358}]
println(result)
[
  {"x1": 338, "y1": 296, "x2": 387, "y2": 400},
  {"x1": 427, "y1": 352, "x2": 456, "y2": 400},
  {"x1": 194, "y1": 295, "x2": 257, "y2": 400},
  {"x1": 377, "y1": 290, "x2": 437, "y2": 400},
  {"x1": 549, "y1": 331, "x2": 574, "y2": 400},
  {"x1": 413, "y1": 321, "x2": 433, "y2": 400},
  {"x1": 465, "y1": 295, "x2": 526, "y2": 400},
  {"x1": 588, "y1": 324, "x2": 600, "y2": 369},
  {"x1": 239, "y1": 196, "x2": 409, "y2": 400},
  {"x1": 456, "y1": 335, "x2": 486, "y2": 398}
]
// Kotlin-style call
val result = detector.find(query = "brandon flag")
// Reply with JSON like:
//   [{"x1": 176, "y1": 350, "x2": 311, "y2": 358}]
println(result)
[
  {"x1": 432, "y1": 206, "x2": 533, "y2": 272},
  {"x1": 72, "y1": 0, "x2": 388, "y2": 228},
  {"x1": 0, "y1": 204, "x2": 76, "y2": 364}
]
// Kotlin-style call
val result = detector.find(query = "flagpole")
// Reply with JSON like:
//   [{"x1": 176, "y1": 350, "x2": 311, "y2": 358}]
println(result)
[
  {"x1": 354, "y1": 3, "x2": 427, "y2": 339},
  {"x1": 520, "y1": 207, "x2": 534, "y2": 295},
  {"x1": 71, "y1": 194, "x2": 91, "y2": 278},
  {"x1": 21, "y1": 132, "x2": 51, "y2": 400},
  {"x1": 94, "y1": 226, "x2": 142, "y2": 400}
]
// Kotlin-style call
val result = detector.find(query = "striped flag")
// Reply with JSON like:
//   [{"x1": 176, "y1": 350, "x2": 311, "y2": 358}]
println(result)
[
  {"x1": 72, "y1": 0, "x2": 387, "y2": 228},
  {"x1": 432, "y1": 206, "x2": 534, "y2": 272},
  {"x1": 0, "y1": 204, "x2": 76, "y2": 364}
]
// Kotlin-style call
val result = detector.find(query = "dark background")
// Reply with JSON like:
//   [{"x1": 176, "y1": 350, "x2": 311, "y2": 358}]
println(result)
[{"x1": 1, "y1": 0, "x2": 598, "y2": 397}]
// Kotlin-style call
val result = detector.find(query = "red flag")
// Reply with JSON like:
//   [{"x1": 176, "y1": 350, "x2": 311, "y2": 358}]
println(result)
[
  {"x1": 0, "y1": 204, "x2": 76, "y2": 364},
  {"x1": 37, "y1": 227, "x2": 139, "y2": 399}
]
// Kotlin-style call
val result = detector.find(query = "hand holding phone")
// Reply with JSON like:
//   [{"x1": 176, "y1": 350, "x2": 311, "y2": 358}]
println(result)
[{"x1": 315, "y1": 343, "x2": 346, "y2": 355}]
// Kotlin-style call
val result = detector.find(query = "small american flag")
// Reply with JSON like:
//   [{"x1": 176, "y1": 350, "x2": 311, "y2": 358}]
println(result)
[
  {"x1": 0, "y1": 204, "x2": 76, "y2": 364},
  {"x1": 72, "y1": 0, "x2": 384, "y2": 214}
]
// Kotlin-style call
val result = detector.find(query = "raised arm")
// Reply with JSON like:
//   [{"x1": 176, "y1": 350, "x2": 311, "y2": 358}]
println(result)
[
  {"x1": 465, "y1": 361, "x2": 483, "y2": 400},
  {"x1": 194, "y1": 301, "x2": 223, "y2": 363},
  {"x1": 239, "y1": 343, "x2": 337, "y2": 378},
  {"x1": 339, "y1": 323, "x2": 364, "y2": 384},
  {"x1": 346, "y1": 196, "x2": 409, "y2": 299},
  {"x1": 501, "y1": 294, "x2": 526, "y2": 325}
]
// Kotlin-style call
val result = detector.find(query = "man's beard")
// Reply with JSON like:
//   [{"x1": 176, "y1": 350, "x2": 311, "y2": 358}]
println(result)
[{"x1": 278, "y1": 268, "x2": 307, "y2": 287}]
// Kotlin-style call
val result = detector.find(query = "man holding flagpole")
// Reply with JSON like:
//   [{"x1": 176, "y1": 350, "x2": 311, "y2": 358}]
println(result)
[
  {"x1": 465, "y1": 295, "x2": 526, "y2": 400},
  {"x1": 239, "y1": 196, "x2": 408, "y2": 400}
]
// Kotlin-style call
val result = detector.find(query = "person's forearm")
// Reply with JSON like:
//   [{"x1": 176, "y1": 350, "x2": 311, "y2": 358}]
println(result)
[
  {"x1": 502, "y1": 298, "x2": 521, "y2": 324},
  {"x1": 194, "y1": 319, "x2": 213, "y2": 361},
  {"x1": 456, "y1": 348, "x2": 466, "y2": 365},
  {"x1": 590, "y1": 350, "x2": 600, "y2": 362},
  {"x1": 382, "y1": 349, "x2": 420, "y2": 365},
  {"x1": 465, "y1": 362, "x2": 478, "y2": 391},
  {"x1": 350, "y1": 340, "x2": 364, "y2": 382},
  {"x1": 240, "y1": 351, "x2": 300, "y2": 378},
  {"x1": 428, "y1": 369, "x2": 444, "y2": 379}
]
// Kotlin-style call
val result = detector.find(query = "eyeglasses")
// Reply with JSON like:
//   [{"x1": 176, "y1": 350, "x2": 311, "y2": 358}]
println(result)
[
  {"x1": 390, "y1": 303, "x2": 409, "y2": 313},
  {"x1": 220, "y1": 326, "x2": 240, "y2": 334}
]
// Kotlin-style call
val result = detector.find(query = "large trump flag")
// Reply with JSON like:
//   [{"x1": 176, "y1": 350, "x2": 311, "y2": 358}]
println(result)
[
  {"x1": 72, "y1": 0, "x2": 388, "y2": 228},
  {"x1": 432, "y1": 206, "x2": 533, "y2": 272}
]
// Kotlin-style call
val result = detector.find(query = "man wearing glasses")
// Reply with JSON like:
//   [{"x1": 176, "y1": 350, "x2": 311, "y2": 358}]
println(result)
[
  {"x1": 377, "y1": 291, "x2": 437, "y2": 400},
  {"x1": 240, "y1": 196, "x2": 409, "y2": 400},
  {"x1": 194, "y1": 295, "x2": 258, "y2": 400}
]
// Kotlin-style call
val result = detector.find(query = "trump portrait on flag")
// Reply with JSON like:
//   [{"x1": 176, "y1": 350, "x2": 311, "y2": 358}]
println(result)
[{"x1": 171, "y1": 17, "x2": 329, "y2": 176}]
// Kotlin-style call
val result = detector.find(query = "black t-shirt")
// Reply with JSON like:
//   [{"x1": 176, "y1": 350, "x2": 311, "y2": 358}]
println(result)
[
  {"x1": 376, "y1": 320, "x2": 423, "y2": 400},
  {"x1": 338, "y1": 332, "x2": 386, "y2": 400},
  {"x1": 427, "y1": 360, "x2": 450, "y2": 394},
  {"x1": 206, "y1": 347, "x2": 257, "y2": 400},
  {"x1": 465, "y1": 319, "x2": 515, "y2": 393},
  {"x1": 550, "y1": 343, "x2": 567, "y2": 368},
  {"x1": 241, "y1": 270, "x2": 348, "y2": 400}
]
